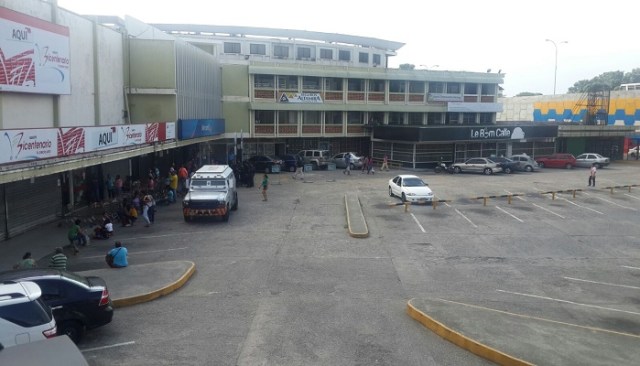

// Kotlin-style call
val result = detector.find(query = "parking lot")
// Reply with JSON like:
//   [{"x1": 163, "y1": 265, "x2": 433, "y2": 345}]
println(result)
[{"x1": 71, "y1": 162, "x2": 640, "y2": 365}]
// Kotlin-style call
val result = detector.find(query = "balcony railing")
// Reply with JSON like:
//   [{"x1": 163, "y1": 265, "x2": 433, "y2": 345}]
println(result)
[
  {"x1": 324, "y1": 125, "x2": 343, "y2": 134},
  {"x1": 367, "y1": 92, "x2": 384, "y2": 102}
]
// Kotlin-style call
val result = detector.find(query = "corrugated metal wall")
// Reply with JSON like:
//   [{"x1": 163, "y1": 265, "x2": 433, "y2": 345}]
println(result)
[{"x1": 175, "y1": 40, "x2": 221, "y2": 119}]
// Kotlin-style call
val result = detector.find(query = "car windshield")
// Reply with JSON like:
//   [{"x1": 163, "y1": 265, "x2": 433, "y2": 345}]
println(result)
[
  {"x1": 190, "y1": 179, "x2": 226, "y2": 190},
  {"x1": 403, "y1": 178, "x2": 426, "y2": 187}
]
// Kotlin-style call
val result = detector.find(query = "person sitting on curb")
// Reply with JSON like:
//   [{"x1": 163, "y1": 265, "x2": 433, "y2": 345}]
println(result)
[
  {"x1": 93, "y1": 216, "x2": 114, "y2": 239},
  {"x1": 106, "y1": 241, "x2": 128, "y2": 268},
  {"x1": 49, "y1": 247, "x2": 67, "y2": 270},
  {"x1": 13, "y1": 251, "x2": 37, "y2": 269}
]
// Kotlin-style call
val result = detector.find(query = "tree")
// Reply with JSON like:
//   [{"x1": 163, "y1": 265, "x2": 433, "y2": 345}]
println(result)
[
  {"x1": 399, "y1": 63, "x2": 415, "y2": 70},
  {"x1": 515, "y1": 92, "x2": 543, "y2": 97},
  {"x1": 621, "y1": 68, "x2": 640, "y2": 84},
  {"x1": 567, "y1": 70, "x2": 627, "y2": 93}
]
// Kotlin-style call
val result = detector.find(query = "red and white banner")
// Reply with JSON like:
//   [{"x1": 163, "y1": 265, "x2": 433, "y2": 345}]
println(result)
[
  {"x1": 0, "y1": 7, "x2": 71, "y2": 94},
  {"x1": 0, "y1": 123, "x2": 176, "y2": 165}
]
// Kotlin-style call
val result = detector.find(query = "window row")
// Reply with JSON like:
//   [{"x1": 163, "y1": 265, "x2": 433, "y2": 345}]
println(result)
[
  {"x1": 224, "y1": 42, "x2": 382, "y2": 65},
  {"x1": 254, "y1": 74, "x2": 496, "y2": 95},
  {"x1": 254, "y1": 111, "x2": 494, "y2": 125}
]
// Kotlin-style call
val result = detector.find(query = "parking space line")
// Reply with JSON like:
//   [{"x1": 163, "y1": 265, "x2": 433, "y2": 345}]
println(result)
[
  {"x1": 582, "y1": 192, "x2": 638, "y2": 211},
  {"x1": 504, "y1": 189, "x2": 566, "y2": 219},
  {"x1": 496, "y1": 289, "x2": 640, "y2": 316},
  {"x1": 454, "y1": 208, "x2": 477, "y2": 228},
  {"x1": 495, "y1": 206, "x2": 524, "y2": 222},
  {"x1": 410, "y1": 213, "x2": 426, "y2": 233},
  {"x1": 81, "y1": 341, "x2": 136, "y2": 353},
  {"x1": 564, "y1": 276, "x2": 640, "y2": 290},
  {"x1": 558, "y1": 196, "x2": 604, "y2": 215},
  {"x1": 623, "y1": 193, "x2": 640, "y2": 201},
  {"x1": 622, "y1": 265, "x2": 640, "y2": 270}
]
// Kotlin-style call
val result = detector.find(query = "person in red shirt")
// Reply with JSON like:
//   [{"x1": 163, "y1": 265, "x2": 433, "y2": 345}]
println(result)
[{"x1": 178, "y1": 165, "x2": 188, "y2": 195}]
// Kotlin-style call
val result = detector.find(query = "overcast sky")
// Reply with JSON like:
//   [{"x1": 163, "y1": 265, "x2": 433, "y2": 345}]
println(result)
[{"x1": 57, "y1": 0, "x2": 639, "y2": 97}]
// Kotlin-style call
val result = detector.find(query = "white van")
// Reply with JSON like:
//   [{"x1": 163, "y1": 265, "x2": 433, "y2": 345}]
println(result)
[{"x1": 182, "y1": 165, "x2": 238, "y2": 222}]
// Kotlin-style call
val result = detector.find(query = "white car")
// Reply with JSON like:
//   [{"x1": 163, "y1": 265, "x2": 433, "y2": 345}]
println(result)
[
  {"x1": 388, "y1": 175, "x2": 434, "y2": 203},
  {"x1": 0, "y1": 281, "x2": 57, "y2": 349}
]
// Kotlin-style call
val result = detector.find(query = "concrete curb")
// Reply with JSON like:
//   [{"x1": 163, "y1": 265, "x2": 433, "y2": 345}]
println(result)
[
  {"x1": 406, "y1": 299, "x2": 532, "y2": 366},
  {"x1": 344, "y1": 194, "x2": 369, "y2": 238},
  {"x1": 112, "y1": 261, "x2": 196, "y2": 308}
]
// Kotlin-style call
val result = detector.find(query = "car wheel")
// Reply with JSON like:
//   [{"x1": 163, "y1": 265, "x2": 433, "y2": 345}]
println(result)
[
  {"x1": 183, "y1": 216, "x2": 191, "y2": 222},
  {"x1": 454, "y1": 166, "x2": 461, "y2": 173},
  {"x1": 350, "y1": 163, "x2": 355, "y2": 170},
  {"x1": 289, "y1": 165, "x2": 295, "y2": 172},
  {"x1": 62, "y1": 320, "x2": 84, "y2": 344},
  {"x1": 525, "y1": 165, "x2": 533, "y2": 172},
  {"x1": 222, "y1": 206, "x2": 230, "y2": 222},
  {"x1": 401, "y1": 193, "x2": 407, "y2": 202},
  {"x1": 565, "y1": 163, "x2": 573, "y2": 169},
  {"x1": 312, "y1": 162, "x2": 318, "y2": 170},
  {"x1": 504, "y1": 167, "x2": 512, "y2": 174},
  {"x1": 538, "y1": 162, "x2": 545, "y2": 168},
  {"x1": 484, "y1": 168, "x2": 493, "y2": 175},
  {"x1": 266, "y1": 166, "x2": 271, "y2": 173},
  {"x1": 232, "y1": 194, "x2": 238, "y2": 211},
  {"x1": 389, "y1": 187, "x2": 394, "y2": 197},
  {"x1": 597, "y1": 163, "x2": 603, "y2": 169}
]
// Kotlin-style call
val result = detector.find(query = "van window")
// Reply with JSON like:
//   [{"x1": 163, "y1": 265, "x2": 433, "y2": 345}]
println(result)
[{"x1": 191, "y1": 179, "x2": 226, "y2": 189}]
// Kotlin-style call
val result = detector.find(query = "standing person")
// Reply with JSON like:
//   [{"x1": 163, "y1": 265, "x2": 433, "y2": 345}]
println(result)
[
  {"x1": 343, "y1": 153, "x2": 351, "y2": 175},
  {"x1": 367, "y1": 157, "x2": 374, "y2": 174},
  {"x1": 114, "y1": 175, "x2": 123, "y2": 198},
  {"x1": 106, "y1": 241, "x2": 128, "y2": 268},
  {"x1": 380, "y1": 154, "x2": 389, "y2": 171},
  {"x1": 178, "y1": 165, "x2": 188, "y2": 195},
  {"x1": 141, "y1": 197, "x2": 152, "y2": 227},
  {"x1": 106, "y1": 174, "x2": 115, "y2": 201},
  {"x1": 361, "y1": 156, "x2": 369, "y2": 173},
  {"x1": 588, "y1": 163, "x2": 597, "y2": 186},
  {"x1": 293, "y1": 157, "x2": 305, "y2": 180},
  {"x1": 49, "y1": 247, "x2": 67, "y2": 270},
  {"x1": 259, "y1": 174, "x2": 269, "y2": 201},
  {"x1": 169, "y1": 168, "x2": 178, "y2": 201},
  {"x1": 13, "y1": 252, "x2": 37, "y2": 269},
  {"x1": 67, "y1": 219, "x2": 86, "y2": 255},
  {"x1": 143, "y1": 192, "x2": 156, "y2": 224}
]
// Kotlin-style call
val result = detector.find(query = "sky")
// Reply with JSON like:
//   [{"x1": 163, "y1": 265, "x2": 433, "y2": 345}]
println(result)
[{"x1": 57, "y1": 0, "x2": 639, "y2": 97}]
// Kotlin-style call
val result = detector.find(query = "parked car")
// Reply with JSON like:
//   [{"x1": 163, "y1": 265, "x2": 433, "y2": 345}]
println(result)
[
  {"x1": 509, "y1": 154, "x2": 538, "y2": 172},
  {"x1": 247, "y1": 155, "x2": 282, "y2": 173},
  {"x1": 0, "y1": 268, "x2": 114, "y2": 343},
  {"x1": 629, "y1": 146, "x2": 640, "y2": 158},
  {"x1": 0, "y1": 335, "x2": 89, "y2": 365},
  {"x1": 331, "y1": 152, "x2": 364, "y2": 169},
  {"x1": 298, "y1": 150, "x2": 331, "y2": 170},
  {"x1": 278, "y1": 154, "x2": 304, "y2": 172},
  {"x1": 535, "y1": 153, "x2": 577, "y2": 169},
  {"x1": 488, "y1": 156, "x2": 519, "y2": 174},
  {"x1": 575, "y1": 153, "x2": 610, "y2": 168},
  {"x1": 0, "y1": 281, "x2": 57, "y2": 349},
  {"x1": 452, "y1": 158, "x2": 502, "y2": 175},
  {"x1": 388, "y1": 175, "x2": 434, "y2": 203}
]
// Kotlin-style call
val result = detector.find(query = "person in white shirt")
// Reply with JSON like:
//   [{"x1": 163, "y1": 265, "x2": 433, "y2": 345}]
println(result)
[{"x1": 588, "y1": 164, "x2": 597, "y2": 187}]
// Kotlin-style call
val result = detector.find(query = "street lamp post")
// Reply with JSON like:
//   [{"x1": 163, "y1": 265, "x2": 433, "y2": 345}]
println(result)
[{"x1": 545, "y1": 39, "x2": 568, "y2": 95}]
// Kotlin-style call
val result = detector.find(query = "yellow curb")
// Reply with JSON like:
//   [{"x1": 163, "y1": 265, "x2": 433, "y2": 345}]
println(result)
[
  {"x1": 112, "y1": 261, "x2": 196, "y2": 308},
  {"x1": 406, "y1": 299, "x2": 533, "y2": 366},
  {"x1": 345, "y1": 194, "x2": 369, "y2": 238}
]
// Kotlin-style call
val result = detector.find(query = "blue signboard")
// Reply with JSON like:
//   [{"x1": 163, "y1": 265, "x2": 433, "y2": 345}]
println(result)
[{"x1": 178, "y1": 119, "x2": 225, "y2": 140}]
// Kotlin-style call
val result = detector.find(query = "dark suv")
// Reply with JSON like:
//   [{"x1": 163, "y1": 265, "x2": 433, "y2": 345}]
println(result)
[
  {"x1": 0, "y1": 269, "x2": 114, "y2": 343},
  {"x1": 488, "y1": 156, "x2": 519, "y2": 174}
]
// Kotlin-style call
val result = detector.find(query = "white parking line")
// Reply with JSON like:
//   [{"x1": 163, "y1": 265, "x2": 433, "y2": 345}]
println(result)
[
  {"x1": 410, "y1": 213, "x2": 426, "y2": 233},
  {"x1": 81, "y1": 341, "x2": 136, "y2": 353},
  {"x1": 564, "y1": 276, "x2": 640, "y2": 290},
  {"x1": 454, "y1": 208, "x2": 477, "y2": 228},
  {"x1": 504, "y1": 190, "x2": 565, "y2": 219},
  {"x1": 622, "y1": 265, "x2": 640, "y2": 270},
  {"x1": 623, "y1": 193, "x2": 640, "y2": 201},
  {"x1": 495, "y1": 206, "x2": 524, "y2": 222},
  {"x1": 496, "y1": 289, "x2": 640, "y2": 316},
  {"x1": 582, "y1": 192, "x2": 638, "y2": 211},
  {"x1": 83, "y1": 247, "x2": 188, "y2": 260},
  {"x1": 558, "y1": 196, "x2": 604, "y2": 215}
]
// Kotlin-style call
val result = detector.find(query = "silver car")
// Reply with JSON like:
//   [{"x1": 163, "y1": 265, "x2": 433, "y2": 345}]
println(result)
[
  {"x1": 575, "y1": 153, "x2": 610, "y2": 168},
  {"x1": 452, "y1": 158, "x2": 502, "y2": 175},
  {"x1": 331, "y1": 152, "x2": 363, "y2": 169},
  {"x1": 509, "y1": 154, "x2": 539, "y2": 172}
]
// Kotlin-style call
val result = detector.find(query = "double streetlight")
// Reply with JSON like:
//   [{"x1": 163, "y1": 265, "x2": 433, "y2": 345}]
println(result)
[{"x1": 545, "y1": 39, "x2": 568, "y2": 95}]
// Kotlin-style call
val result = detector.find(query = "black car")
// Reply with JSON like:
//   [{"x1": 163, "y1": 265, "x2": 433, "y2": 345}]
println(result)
[
  {"x1": 489, "y1": 156, "x2": 519, "y2": 174},
  {"x1": 278, "y1": 154, "x2": 304, "y2": 172},
  {"x1": 0, "y1": 268, "x2": 114, "y2": 343},
  {"x1": 247, "y1": 155, "x2": 282, "y2": 173}
]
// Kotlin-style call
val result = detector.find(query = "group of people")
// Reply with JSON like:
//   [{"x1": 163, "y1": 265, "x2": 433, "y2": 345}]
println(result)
[
  {"x1": 343, "y1": 154, "x2": 390, "y2": 175},
  {"x1": 12, "y1": 240, "x2": 128, "y2": 272}
]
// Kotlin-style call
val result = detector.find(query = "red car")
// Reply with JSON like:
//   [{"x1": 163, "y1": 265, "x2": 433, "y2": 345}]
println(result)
[{"x1": 535, "y1": 153, "x2": 577, "y2": 169}]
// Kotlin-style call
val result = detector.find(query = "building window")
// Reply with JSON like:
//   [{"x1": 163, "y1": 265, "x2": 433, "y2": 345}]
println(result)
[
  {"x1": 278, "y1": 110, "x2": 298, "y2": 124},
  {"x1": 409, "y1": 81, "x2": 424, "y2": 93},
  {"x1": 390, "y1": 80, "x2": 405, "y2": 93},
  {"x1": 254, "y1": 74, "x2": 275, "y2": 88},
  {"x1": 273, "y1": 45, "x2": 289, "y2": 58},
  {"x1": 464, "y1": 83, "x2": 478, "y2": 94},
  {"x1": 359, "y1": 52, "x2": 369, "y2": 64},
  {"x1": 427, "y1": 112, "x2": 443, "y2": 125},
  {"x1": 446, "y1": 83, "x2": 461, "y2": 94},
  {"x1": 325, "y1": 77, "x2": 343, "y2": 91},
  {"x1": 303, "y1": 76, "x2": 320, "y2": 91},
  {"x1": 278, "y1": 75, "x2": 298, "y2": 90},
  {"x1": 463, "y1": 113, "x2": 477, "y2": 124},
  {"x1": 348, "y1": 79, "x2": 364, "y2": 91},
  {"x1": 303, "y1": 111, "x2": 321, "y2": 124},
  {"x1": 479, "y1": 113, "x2": 493, "y2": 124},
  {"x1": 408, "y1": 113, "x2": 423, "y2": 126},
  {"x1": 325, "y1": 111, "x2": 343, "y2": 124},
  {"x1": 388, "y1": 112, "x2": 404, "y2": 125},
  {"x1": 373, "y1": 54, "x2": 381, "y2": 66},
  {"x1": 429, "y1": 82, "x2": 444, "y2": 93},
  {"x1": 347, "y1": 111, "x2": 364, "y2": 124},
  {"x1": 224, "y1": 42, "x2": 241, "y2": 54},
  {"x1": 445, "y1": 112, "x2": 460, "y2": 125},
  {"x1": 320, "y1": 49, "x2": 333, "y2": 60},
  {"x1": 482, "y1": 84, "x2": 495, "y2": 95},
  {"x1": 339, "y1": 50, "x2": 351, "y2": 62},
  {"x1": 297, "y1": 47, "x2": 311, "y2": 59},
  {"x1": 250, "y1": 44, "x2": 266, "y2": 55},
  {"x1": 369, "y1": 80, "x2": 385, "y2": 92},
  {"x1": 255, "y1": 110, "x2": 275, "y2": 124},
  {"x1": 368, "y1": 112, "x2": 384, "y2": 125}
]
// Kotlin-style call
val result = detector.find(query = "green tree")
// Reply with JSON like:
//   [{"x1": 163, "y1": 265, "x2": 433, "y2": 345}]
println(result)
[
  {"x1": 568, "y1": 70, "x2": 627, "y2": 93},
  {"x1": 621, "y1": 68, "x2": 640, "y2": 84},
  {"x1": 399, "y1": 63, "x2": 415, "y2": 70}
]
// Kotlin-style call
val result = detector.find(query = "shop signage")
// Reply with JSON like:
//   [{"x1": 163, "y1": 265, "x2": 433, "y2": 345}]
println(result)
[
  {"x1": 0, "y1": 7, "x2": 71, "y2": 94},
  {"x1": 178, "y1": 119, "x2": 225, "y2": 139},
  {"x1": 428, "y1": 93, "x2": 464, "y2": 102},
  {"x1": 373, "y1": 125, "x2": 558, "y2": 142},
  {"x1": 279, "y1": 92, "x2": 323, "y2": 103}
]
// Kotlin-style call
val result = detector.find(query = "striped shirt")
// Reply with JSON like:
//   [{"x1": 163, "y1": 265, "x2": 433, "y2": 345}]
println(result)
[{"x1": 49, "y1": 253, "x2": 67, "y2": 270}]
